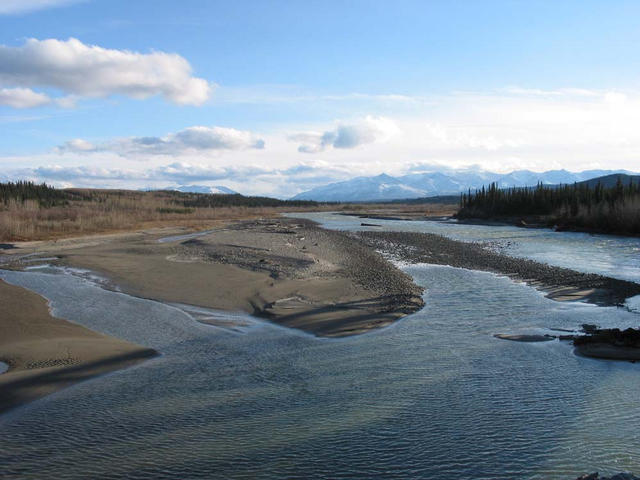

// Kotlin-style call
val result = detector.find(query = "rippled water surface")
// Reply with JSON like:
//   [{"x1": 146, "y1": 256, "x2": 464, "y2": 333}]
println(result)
[{"x1": 1, "y1": 216, "x2": 639, "y2": 480}]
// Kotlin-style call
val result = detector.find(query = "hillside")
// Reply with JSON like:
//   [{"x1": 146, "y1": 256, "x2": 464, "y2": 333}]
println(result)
[{"x1": 576, "y1": 173, "x2": 640, "y2": 189}]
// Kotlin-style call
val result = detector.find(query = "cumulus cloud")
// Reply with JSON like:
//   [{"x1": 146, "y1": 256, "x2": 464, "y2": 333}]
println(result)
[
  {"x1": 294, "y1": 116, "x2": 398, "y2": 153},
  {"x1": 55, "y1": 126, "x2": 265, "y2": 156},
  {"x1": 57, "y1": 138, "x2": 95, "y2": 152},
  {"x1": 0, "y1": 87, "x2": 51, "y2": 108},
  {"x1": 0, "y1": 0, "x2": 81, "y2": 14},
  {"x1": 0, "y1": 38, "x2": 212, "y2": 107}
]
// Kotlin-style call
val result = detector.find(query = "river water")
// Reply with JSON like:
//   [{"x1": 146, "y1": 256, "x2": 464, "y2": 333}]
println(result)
[{"x1": 1, "y1": 214, "x2": 639, "y2": 480}]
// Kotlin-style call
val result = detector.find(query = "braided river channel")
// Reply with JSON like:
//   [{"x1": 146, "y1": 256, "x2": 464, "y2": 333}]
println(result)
[{"x1": 1, "y1": 213, "x2": 639, "y2": 479}]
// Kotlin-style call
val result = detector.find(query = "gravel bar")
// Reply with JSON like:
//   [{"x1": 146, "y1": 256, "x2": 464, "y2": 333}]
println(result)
[{"x1": 357, "y1": 230, "x2": 640, "y2": 307}]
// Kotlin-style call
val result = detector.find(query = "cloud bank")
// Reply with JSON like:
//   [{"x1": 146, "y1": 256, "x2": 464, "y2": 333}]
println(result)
[
  {"x1": 7, "y1": 87, "x2": 640, "y2": 197},
  {"x1": 56, "y1": 126, "x2": 265, "y2": 156},
  {"x1": 4, "y1": 160, "x2": 351, "y2": 198},
  {"x1": 0, "y1": 38, "x2": 212, "y2": 107}
]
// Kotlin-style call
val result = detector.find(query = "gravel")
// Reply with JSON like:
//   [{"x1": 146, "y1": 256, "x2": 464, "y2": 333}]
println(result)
[{"x1": 357, "y1": 230, "x2": 640, "y2": 307}]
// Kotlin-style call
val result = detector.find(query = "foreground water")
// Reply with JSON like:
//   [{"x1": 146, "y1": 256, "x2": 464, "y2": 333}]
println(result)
[{"x1": 1, "y1": 217, "x2": 639, "y2": 479}]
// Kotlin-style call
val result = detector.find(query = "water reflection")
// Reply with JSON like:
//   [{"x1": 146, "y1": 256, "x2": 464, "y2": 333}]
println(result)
[{"x1": 1, "y1": 262, "x2": 639, "y2": 479}]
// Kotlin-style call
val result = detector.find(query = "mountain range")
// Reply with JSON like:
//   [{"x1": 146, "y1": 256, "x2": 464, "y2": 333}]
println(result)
[
  {"x1": 290, "y1": 169, "x2": 638, "y2": 202},
  {"x1": 171, "y1": 185, "x2": 238, "y2": 195}
]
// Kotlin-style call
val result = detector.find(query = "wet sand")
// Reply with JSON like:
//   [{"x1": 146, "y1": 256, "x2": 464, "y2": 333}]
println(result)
[{"x1": 0, "y1": 280, "x2": 156, "y2": 414}]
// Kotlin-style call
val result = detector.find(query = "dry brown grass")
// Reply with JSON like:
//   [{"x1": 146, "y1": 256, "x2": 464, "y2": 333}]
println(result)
[
  {"x1": 0, "y1": 190, "x2": 326, "y2": 241},
  {"x1": 0, "y1": 188, "x2": 459, "y2": 242}
]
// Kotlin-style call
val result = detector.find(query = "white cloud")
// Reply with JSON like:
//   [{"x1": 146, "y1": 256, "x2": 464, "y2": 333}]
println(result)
[
  {"x1": 2, "y1": 154, "x2": 356, "y2": 197},
  {"x1": 0, "y1": 87, "x2": 51, "y2": 108},
  {"x1": 56, "y1": 126, "x2": 265, "y2": 156},
  {"x1": 294, "y1": 116, "x2": 399, "y2": 153},
  {"x1": 0, "y1": 38, "x2": 212, "y2": 106},
  {"x1": 0, "y1": 0, "x2": 81, "y2": 14},
  {"x1": 502, "y1": 87, "x2": 600, "y2": 98},
  {"x1": 58, "y1": 138, "x2": 95, "y2": 152}
]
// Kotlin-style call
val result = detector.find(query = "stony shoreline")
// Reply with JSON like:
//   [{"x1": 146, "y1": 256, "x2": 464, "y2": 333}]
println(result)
[{"x1": 357, "y1": 230, "x2": 640, "y2": 307}]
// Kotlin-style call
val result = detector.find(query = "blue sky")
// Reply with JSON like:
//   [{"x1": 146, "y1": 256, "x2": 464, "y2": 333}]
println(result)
[{"x1": 1, "y1": 0, "x2": 640, "y2": 196}]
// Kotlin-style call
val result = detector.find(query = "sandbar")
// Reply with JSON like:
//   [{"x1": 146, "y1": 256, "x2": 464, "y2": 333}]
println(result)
[
  {"x1": 4, "y1": 218, "x2": 425, "y2": 338},
  {"x1": 0, "y1": 279, "x2": 156, "y2": 414}
]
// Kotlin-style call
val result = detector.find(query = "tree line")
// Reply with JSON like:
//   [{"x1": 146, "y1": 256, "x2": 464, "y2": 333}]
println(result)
[
  {"x1": 0, "y1": 181, "x2": 74, "y2": 207},
  {"x1": 173, "y1": 192, "x2": 317, "y2": 208},
  {"x1": 457, "y1": 178, "x2": 640, "y2": 235},
  {"x1": 0, "y1": 181, "x2": 318, "y2": 209}
]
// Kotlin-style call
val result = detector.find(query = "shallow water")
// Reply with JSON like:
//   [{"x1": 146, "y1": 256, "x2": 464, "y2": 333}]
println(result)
[
  {"x1": 156, "y1": 228, "x2": 217, "y2": 244},
  {"x1": 0, "y1": 361, "x2": 8, "y2": 374},
  {"x1": 288, "y1": 212, "x2": 640, "y2": 282},
  {"x1": 1, "y1": 257, "x2": 639, "y2": 479}
]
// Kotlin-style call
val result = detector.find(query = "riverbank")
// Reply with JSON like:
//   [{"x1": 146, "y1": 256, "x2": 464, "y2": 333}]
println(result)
[
  {"x1": 0, "y1": 279, "x2": 156, "y2": 414},
  {"x1": 2, "y1": 218, "x2": 424, "y2": 338},
  {"x1": 357, "y1": 230, "x2": 640, "y2": 306}
]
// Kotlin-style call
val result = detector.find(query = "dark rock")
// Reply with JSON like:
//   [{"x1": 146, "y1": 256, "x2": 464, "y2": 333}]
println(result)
[
  {"x1": 574, "y1": 327, "x2": 640, "y2": 348},
  {"x1": 575, "y1": 473, "x2": 640, "y2": 480},
  {"x1": 559, "y1": 335, "x2": 577, "y2": 341},
  {"x1": 576, "y1": 474, "x2": 599, "y2": 480}
]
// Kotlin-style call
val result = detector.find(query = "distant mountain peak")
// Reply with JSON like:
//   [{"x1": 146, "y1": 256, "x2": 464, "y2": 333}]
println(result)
[
  {"x1": 374, "y1": 173, "x2": 395, "y2": 180},
  {"x1": 172, "y1": 185, "x2": 238, "y2": 195}
]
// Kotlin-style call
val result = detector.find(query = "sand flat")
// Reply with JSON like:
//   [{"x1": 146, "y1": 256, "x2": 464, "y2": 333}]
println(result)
[
  {"x1": 0, "y1": 280, "x2": 156, "y2": 413},
  {"x1": 15, "y1": 218, "x2": 424, "y2": 338}
]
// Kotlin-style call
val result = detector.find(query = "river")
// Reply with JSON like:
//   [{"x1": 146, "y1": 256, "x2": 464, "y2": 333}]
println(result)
[{"x1": 1, "y1": 213, "x2": 639, "y2": 479}]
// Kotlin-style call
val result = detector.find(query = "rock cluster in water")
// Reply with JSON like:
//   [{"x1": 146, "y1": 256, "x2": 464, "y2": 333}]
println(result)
[
  {"x1": 573, "y1": 326, "x2": 640, "y2": 348},
  {"x1": 576, "y1": 473, "x2": 640, "y2": 480}
]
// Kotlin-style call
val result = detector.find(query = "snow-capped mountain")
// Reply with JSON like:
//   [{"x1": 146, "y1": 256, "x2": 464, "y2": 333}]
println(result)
[
  {"x1": 290, "y1": 169, "x2": 635, "y2": 202},
  {"x1": 172, "y1": 185, "x2": 238, "y2": 195}
]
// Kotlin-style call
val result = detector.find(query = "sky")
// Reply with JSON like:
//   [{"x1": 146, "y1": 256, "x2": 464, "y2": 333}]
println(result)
[{"x1": 1, "y1": 0, "x2": 640, "y2": 197}]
